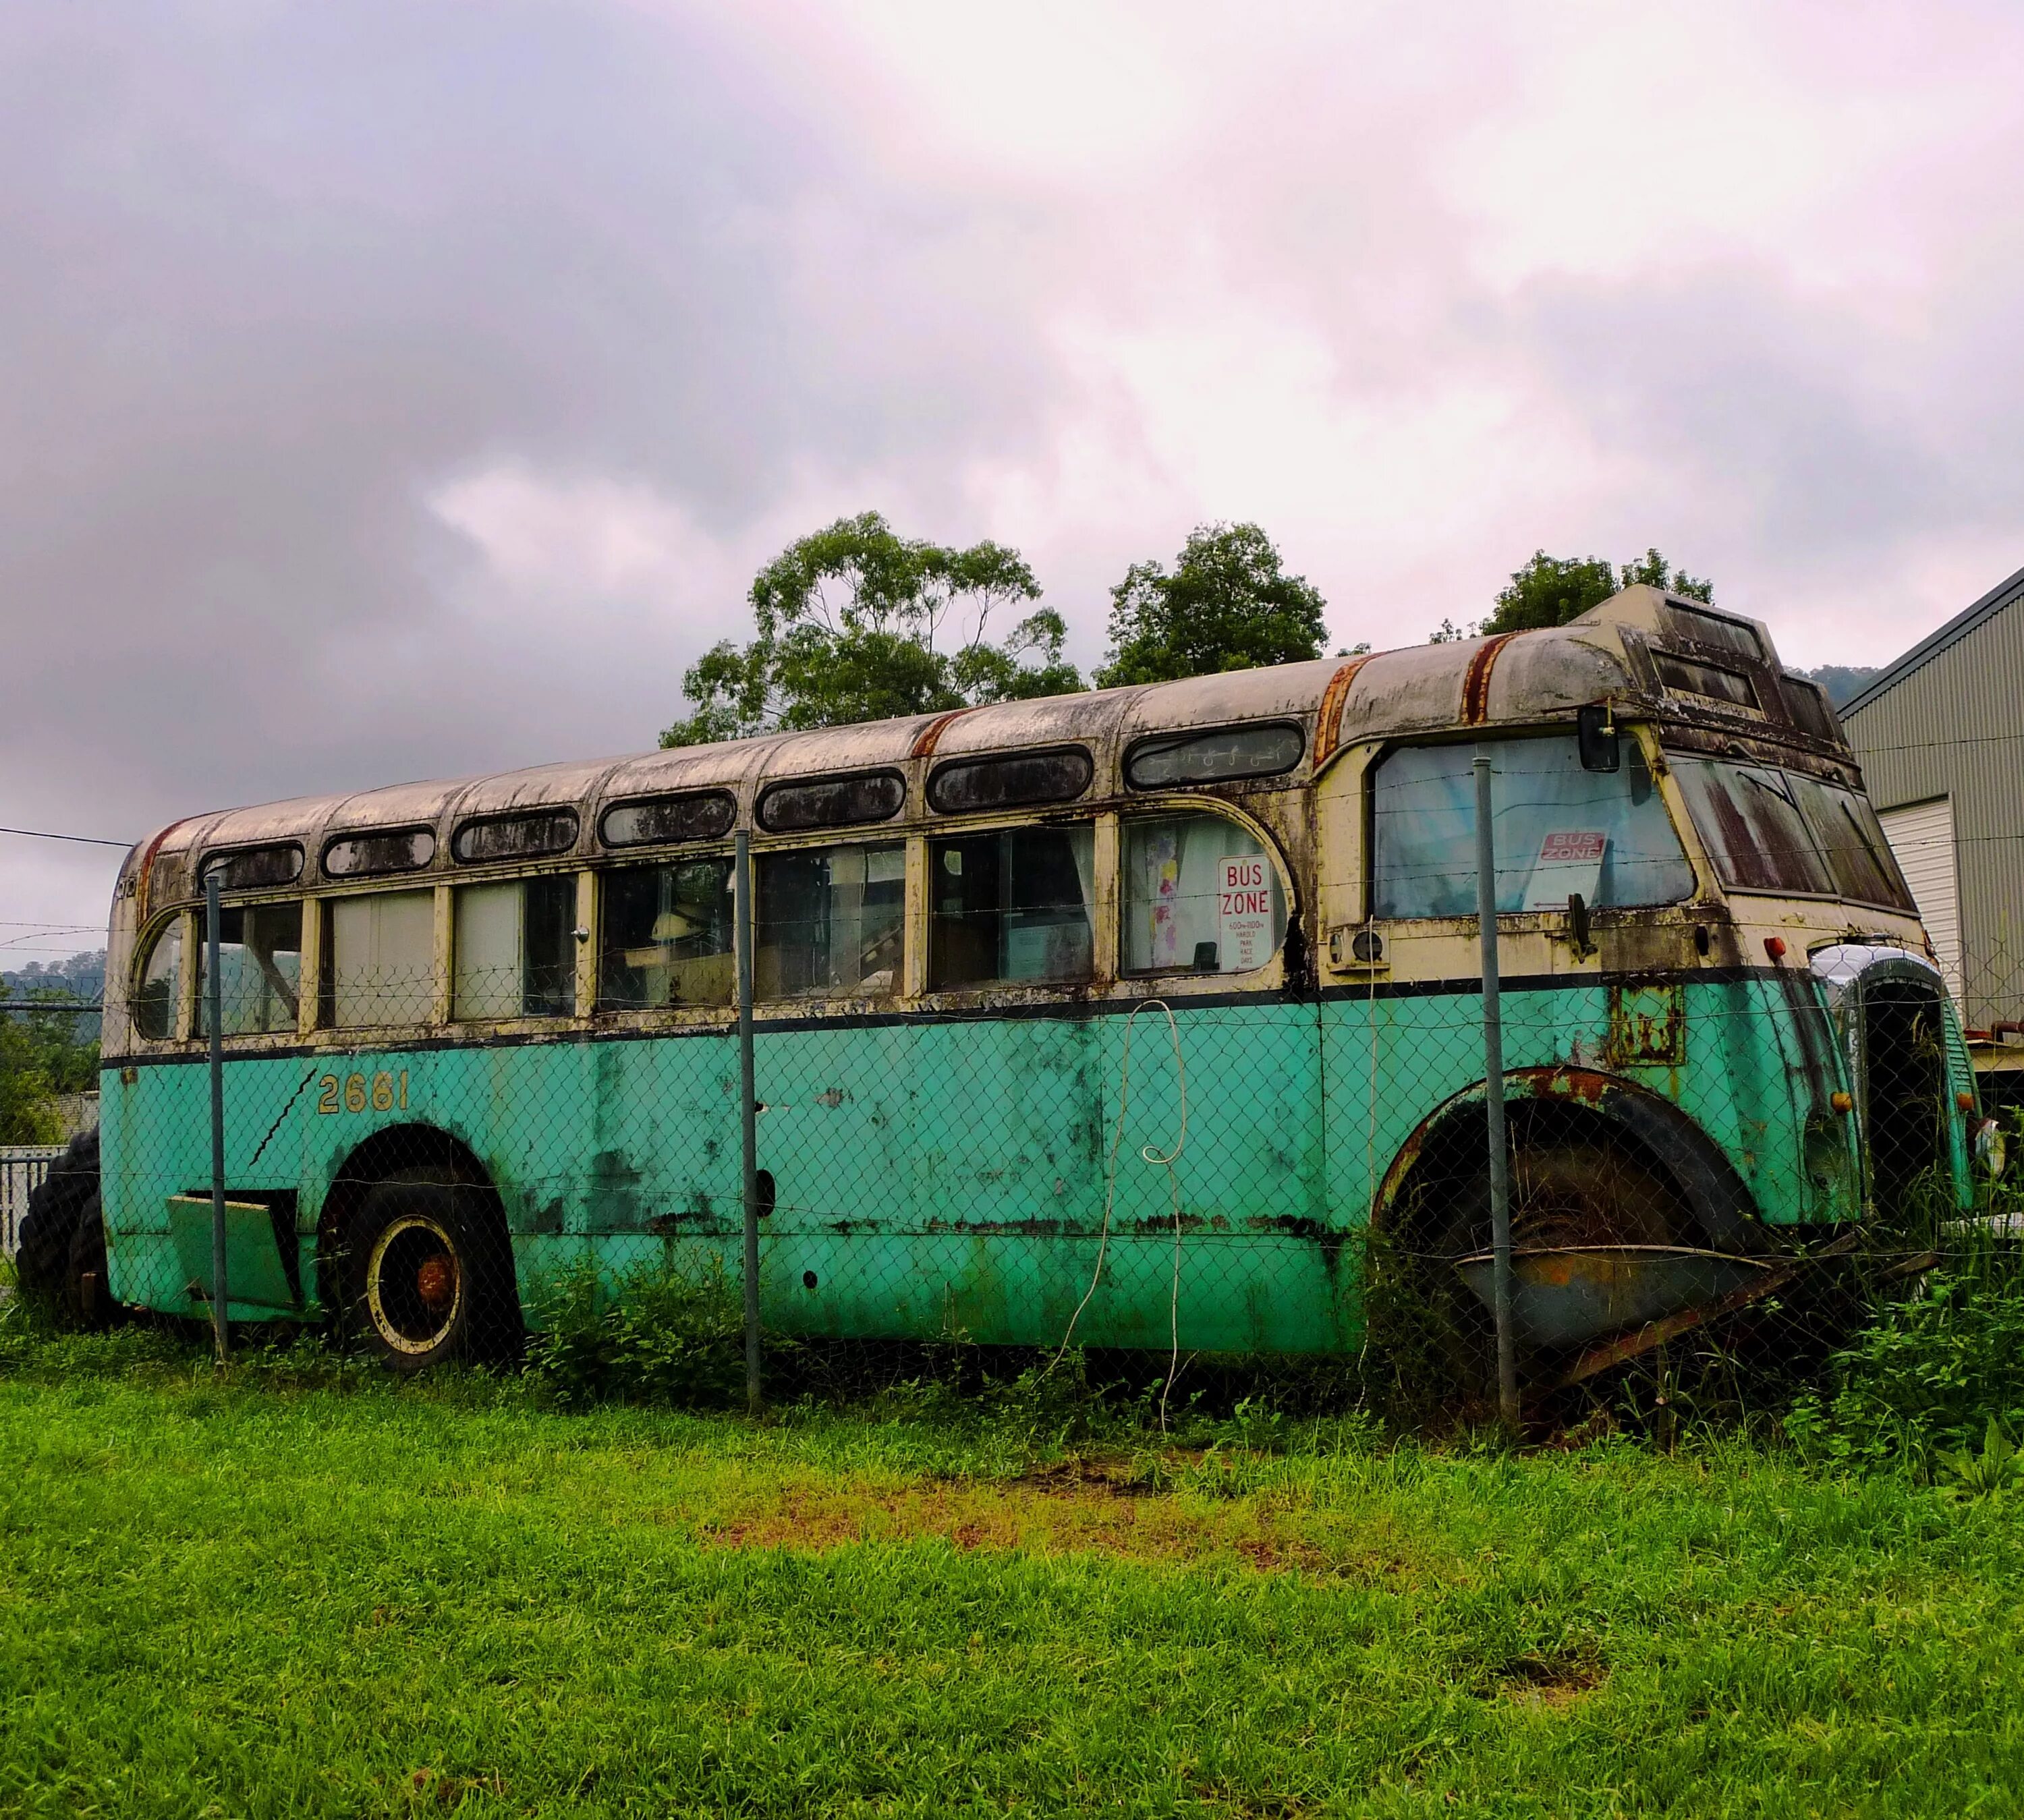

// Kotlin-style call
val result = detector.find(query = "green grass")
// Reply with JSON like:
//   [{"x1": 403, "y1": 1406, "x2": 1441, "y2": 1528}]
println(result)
[{"x1": 5, "y1": 1334, "x2": 2024, "y2": 1817}]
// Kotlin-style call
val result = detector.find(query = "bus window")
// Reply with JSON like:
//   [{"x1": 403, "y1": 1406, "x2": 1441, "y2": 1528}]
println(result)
[
  {"x1": 757, "y1": 843, "x2": 904, "y2": 998},
  {"x1": 1373, "y1": 734, "x2": 1693, "y2": 919},
  {"x1": 198, "y1": 901, "x2": 302, "y2": 1036},
  {"x1": 132, "y1": 918, "x2": 182, "y2": 1041},
  {"x1": 454, "y1": 876, "x2": 577, "y2": 1020},
  {"x1": 324, "y1": 890, "x2": 436, "y2": 1027},
  {"x1": 1123, "y1": 814, "x2": 1286, "y2": 975},
  {"x1": 1127, "y1": 722, "x2": 1303, "y2": 789},
  {"x1": 930, "y1": 825, "x2": 1094, "y2": 989},
  {"x1": 1670, "y1": 756, "x2": 1914, "y2": 911},
  {"x1": 600, "y1": 859, "x2": 735, "y2": 1008}
]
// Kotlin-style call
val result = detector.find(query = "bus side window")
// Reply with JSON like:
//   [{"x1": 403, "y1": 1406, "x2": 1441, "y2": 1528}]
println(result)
[
  {"x1": 929, "y1": 824, "x2": 1094, "y2": 990},
  {"x1": 455, "y1": 876, "x2": 577, "y2": 1020},
  {"x1": 599, "y1": 859, "x2": 735, "y2": 1009},
  {"x1": 132, "y1": 917, "x2": 183, "y2": 1041},
  {"x1": 1122, "y1": 813, "x2": 1286, "y2": 976},
  {"x1": 198, "y1": 901, "x2": 302, "y2": 1036},
  {"x1": 756, "y1": 843, "x2": 903, "y2": 998},
  {"x1": 322, "y1": 890, "x2": 436, "y2": 1027}
]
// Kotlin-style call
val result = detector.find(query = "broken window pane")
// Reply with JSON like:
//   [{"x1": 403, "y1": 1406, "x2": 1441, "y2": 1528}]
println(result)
[
  {"x1": 455, "y1": 875, "x2": 578, "y2": 1019},
  {"x1": 199, "y1": 845, "x2": 303, "y2": 891},
  {"x1": 599, "y1": 859, "x2": 735, "y2": 1009},
  {"x1": 1123, "y1": 814, "x2": 1286, "y2": 975},
  {"x1": 599, "y1": 791, "x2": 737, "y2": 848},
  {"x1": 324, "y1": 890, "x2": 436, "y2": 1027},
  {"x1": 1126, "y1": 722, "x2": 1304, "y2": 789},
  {"x1": 324, "y1": 827, "x2": 437, "y2": 878},
  {"x1": 928, "y1": 749, "x2": 1092, "y2": 814},
  {"x1": 133, "y1": 918, "x2": 182, "y2": 1041},
  {"x1": 757, "y1": 843, "x2": 904, "y2": 997},
  {"x1": 757, "y1": 772, "x2": 905, "y2": 833},
  {"x1": 198, "y1": 901, "x2": 302, "y2": 1036},
  {"x1": 451, "y1": 809, "x2": 579, "y2": 865},
  {"x1": 930, "y1": 824, "x2": 1094, "y2": 988},
  {"x1": 1374, "y1": 734, "x2": 1693, "y2": 919}
]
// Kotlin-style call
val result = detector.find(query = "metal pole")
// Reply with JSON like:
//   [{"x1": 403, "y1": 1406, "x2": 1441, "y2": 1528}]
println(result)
[
  {"x1": 204, "y1": 868, "x2": 229, "y2": 1365},
  {"x1": 734, "y1": 828, "x2": 761, "y2": 1416},
  {"x1": 1473, "y1": 751, "x2": 1517, "y2": 1429}
]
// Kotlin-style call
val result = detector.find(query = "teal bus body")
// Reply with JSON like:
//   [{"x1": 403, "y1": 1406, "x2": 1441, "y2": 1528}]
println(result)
[
  {"x1": 99, "y1": 971, "x2": 1896, "y2": 1350},
  {"x1": 93, "y1": 590, "x2": 1981, "y2": 1358}
]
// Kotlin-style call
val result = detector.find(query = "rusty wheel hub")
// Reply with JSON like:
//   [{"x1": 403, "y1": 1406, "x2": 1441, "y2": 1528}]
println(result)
[{"x1": 416, "y1": 1253, "x2": 457, "y2": 1311}]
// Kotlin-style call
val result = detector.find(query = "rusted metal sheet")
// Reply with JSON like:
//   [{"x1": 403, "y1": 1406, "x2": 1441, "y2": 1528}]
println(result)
[
  {"x1": 1310, "y1": 654, "x2": 1374, "y2": 770},
  {"x1": 908, "y1": 706, "x2": 978, "y2": 759},
  {"x1": 1455, "y1": 1245, "x2": 1769, "y2": 1349},
  {"x1": 1605, "y1": 982, "x2": 1685, "y2": 1067},
  {"x1": 1461, "y1": 633, "x2": 1518, "y2": 725},
  {"x1": 1552, "y1": 1226, "x2": 1862, "y2": 1387}
]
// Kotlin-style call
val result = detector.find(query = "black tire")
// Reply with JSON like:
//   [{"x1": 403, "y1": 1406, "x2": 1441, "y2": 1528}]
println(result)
[
  {"x1": 16, "y1": 1129, "x2": 111, "y2": 1326},
  {"x1": 338, "y1": 1166, "x2": 517, "y2": 1372}
]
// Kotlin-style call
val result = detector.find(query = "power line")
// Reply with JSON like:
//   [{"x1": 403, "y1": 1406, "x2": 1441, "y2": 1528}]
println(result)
[{"x1": 0, "y1": 825, "x2": 132, "y2": 849}]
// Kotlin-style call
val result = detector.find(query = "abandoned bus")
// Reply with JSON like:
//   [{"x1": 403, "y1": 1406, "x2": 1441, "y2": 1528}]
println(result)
[{"x1": 59, "y1": 584, "x2": 1979, "y2": 1367}]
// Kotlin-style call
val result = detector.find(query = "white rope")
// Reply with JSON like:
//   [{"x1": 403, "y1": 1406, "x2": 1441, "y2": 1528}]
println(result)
[{"x1": 1050, "y1": 999, "x2": 1189, "y2": 1427}]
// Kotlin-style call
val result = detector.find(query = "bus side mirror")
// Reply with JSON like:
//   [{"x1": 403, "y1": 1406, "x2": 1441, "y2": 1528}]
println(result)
[{"x1": 1577, "y1": 704, "x2": 1619, "y2": 772}]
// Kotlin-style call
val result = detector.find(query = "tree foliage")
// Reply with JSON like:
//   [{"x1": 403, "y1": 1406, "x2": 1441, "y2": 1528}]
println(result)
[
  {"x1": 661, "y1": 513, "x2": 1081, "y2": 747},
  {"x1": 1094, "y1": 523, "x2": 1328, "y2": 689},
  {"x1": 1434, "y1": 548, "x2": 1716, "y2": 642}
]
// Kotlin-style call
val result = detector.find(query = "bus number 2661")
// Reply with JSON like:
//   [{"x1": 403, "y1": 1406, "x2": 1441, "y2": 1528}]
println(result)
[{"x1": 316, "y1": 1071, "x2": 410, "y2": 1116}]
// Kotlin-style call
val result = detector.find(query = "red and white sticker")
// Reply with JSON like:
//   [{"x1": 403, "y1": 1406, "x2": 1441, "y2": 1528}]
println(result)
[{"x1": 1218, "y1": 857, "x2": 1273, "y2": 971}]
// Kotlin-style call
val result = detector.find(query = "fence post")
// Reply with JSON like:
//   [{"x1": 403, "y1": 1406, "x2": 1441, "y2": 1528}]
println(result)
[
  {"x1": 204, "y1": 867, "x2": 229, "y2": 1366},
  {"x1": 735, "y1": 828, "x2": 761, "y2": 1416},
  {"x1": 1473, "y1": 751, "x2": 1517, "y2": 1429}
]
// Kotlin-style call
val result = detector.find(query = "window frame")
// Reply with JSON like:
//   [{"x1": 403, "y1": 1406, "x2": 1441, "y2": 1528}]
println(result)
[
  {"x1": 130, "y1": 910, "x2": 190, "y2": 1044},
  {"x1": 1124, "y1": 720, "x2": 1306, "y2": 792},
  {"x1": 449, "y1": 807, "x2": 581, "y2": 867},
  {"x1": 597, "y1": 789, "x2": 738, "y2": 851},
  {"x1": 755, "y1": 769, "x2": 907, "y2": 835},
  {"x1": 198, "y1": 843, "x2": 304, "y2": 891},
  {"x1": 321, "y1": 825, "x2": 439, "y2": 880},
  {"x1": 1362, "y1": 724, "x2": 1699, "y2": 925},
  {"x1": 924, "y1": 814, "x2": 1102, "y2": 994},
  {"x1": 752, "y1": 834, "x2": 909, "y2": 1002},
  {"x1": 1117, "y1": 800, "x2": 1293, "y2": 982},
  {"x1": 593, "y1": 847, "x2": 739, "y2": 1017},
  {"x1": 926, "y1": 747, "x2": 1094, "y2": 817}
]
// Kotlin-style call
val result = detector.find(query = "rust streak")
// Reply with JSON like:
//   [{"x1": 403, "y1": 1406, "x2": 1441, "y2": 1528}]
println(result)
[
  {"x1": 1310, "y1": 654, "x2": 1374, "y2": 770},
  {"x1": 1461, "y1": 633, "x2": 1518, "y2": 726},
  {"x1": 134, "y1": 817, "x2": 196, "y2": 922},
  {"x1": 909, "y1": 707, "x2": 980, "y2": 760}
]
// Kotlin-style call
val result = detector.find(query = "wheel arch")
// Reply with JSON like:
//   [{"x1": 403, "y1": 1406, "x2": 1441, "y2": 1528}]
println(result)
[
  {"x1": 317, "y1": 1123, "x2": 513, "y2": 1316},
  {"x1": 1373, "y1": 1064, "x2": 1767, "y2": 1254}
]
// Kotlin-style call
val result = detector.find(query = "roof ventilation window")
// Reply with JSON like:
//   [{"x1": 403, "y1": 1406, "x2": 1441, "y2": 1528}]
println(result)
[
  {"x1": 1662, "y1": 602, "x2": 1764, "y2": 663},
  {"x1": 1654, "y1": 653, "x2": 1761, "y2": 712},
  {"x1": 756, "y1": 771, "x2": 906, "y2": 834},
  {"x1": 451, "y1": 808, "x2": 580, "y2": 865},
  {"x1": 599, "y1": 790, "x2": 737, "y2": 849},
  {"x1": 1126, "y1": 722, "x2": 1304, "y2": 790},
  {"x1": 928, "y1": 748, "x2": 1092, "y2": 815},
  {"x1": 323, "y1": 827, "x2": 437, "y2": 878},
  {"x1": 198, "y1": 843, "x2": 304, "y2": 892}
]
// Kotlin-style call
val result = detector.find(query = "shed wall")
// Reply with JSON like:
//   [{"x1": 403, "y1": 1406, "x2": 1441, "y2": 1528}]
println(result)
[{"x1": 1846, "y1": 591, "x2": 2024, "y2": 1029}]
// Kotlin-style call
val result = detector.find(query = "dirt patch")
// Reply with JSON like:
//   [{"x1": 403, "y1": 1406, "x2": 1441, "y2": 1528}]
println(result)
[
  {"x1": 682, "y1": 1463, "x2": 1440, "y2": 1582},
  {"x1": 1494, "y1": 1649, "x2": 1608, "y2": 1711}
]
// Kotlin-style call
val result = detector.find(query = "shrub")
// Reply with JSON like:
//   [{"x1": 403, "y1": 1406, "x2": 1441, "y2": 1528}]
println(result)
[
  {"x1": 527, "y1": 1257, "x2": 747, "y2": 1410},
  {"x1": 1785, "y1": 1253, "x2": 2024, "y2": 1475}
]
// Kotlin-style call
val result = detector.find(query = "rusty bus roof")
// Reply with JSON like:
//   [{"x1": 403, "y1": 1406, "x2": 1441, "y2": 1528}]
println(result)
[{"x1": 123, "y1": 586, "x2": 1810, "y2": 899}]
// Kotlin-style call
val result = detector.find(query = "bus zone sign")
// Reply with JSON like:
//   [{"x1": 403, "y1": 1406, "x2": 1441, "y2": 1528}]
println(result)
[{"x1": 1218, "y1": 857, "x2": 1272, "y2": 973}]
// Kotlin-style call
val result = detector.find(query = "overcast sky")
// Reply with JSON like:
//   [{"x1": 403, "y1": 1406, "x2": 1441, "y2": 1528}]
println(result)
[{"x1": 6, "y1": 0, "x2": 2023, "y2": 952}]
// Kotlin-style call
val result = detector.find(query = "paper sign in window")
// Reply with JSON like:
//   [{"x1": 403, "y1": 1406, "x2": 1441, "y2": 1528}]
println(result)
[
  {"x1": 1218, "y1": 857, "x2": 1275, "y2": 971},
  {"x1": 1520, "y1": 830, "x2": 1607, "y2": 911}
]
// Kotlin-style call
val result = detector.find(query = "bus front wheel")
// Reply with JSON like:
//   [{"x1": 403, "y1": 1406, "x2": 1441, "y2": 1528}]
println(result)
[{"x1": 341, "y1": 1168, "x2": 511, "y2": 1371}]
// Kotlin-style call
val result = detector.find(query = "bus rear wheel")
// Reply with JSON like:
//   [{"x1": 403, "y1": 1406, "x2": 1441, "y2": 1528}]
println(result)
[{"x1": 341, "y1": 1168, "x2": 508, "y2": 1371}]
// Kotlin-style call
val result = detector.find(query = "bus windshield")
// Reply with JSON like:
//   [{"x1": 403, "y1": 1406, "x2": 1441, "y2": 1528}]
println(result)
[
  {"x1": 1374, "y1": 732, "x2": 1694, "y2": 919},
  {"x1": 1668, "y1": 753, "x2": 1914, "y2": 912}
]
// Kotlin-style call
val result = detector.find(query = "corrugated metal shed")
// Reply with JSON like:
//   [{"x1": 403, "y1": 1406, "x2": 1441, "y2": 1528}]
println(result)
[{"x1": 1843, "y1": 563, "x2": 2024, "y2": 1031}]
